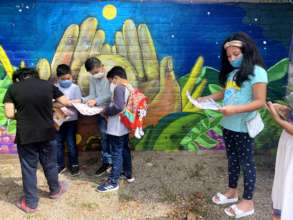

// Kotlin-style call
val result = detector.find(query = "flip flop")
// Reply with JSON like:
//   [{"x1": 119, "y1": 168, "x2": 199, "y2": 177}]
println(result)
[
  {"x1": 212, "y1": 192, "x2": 238, "y2": 205},
  {"x1": 224, "y1": 204, "x2": 255, "y2": 219}
]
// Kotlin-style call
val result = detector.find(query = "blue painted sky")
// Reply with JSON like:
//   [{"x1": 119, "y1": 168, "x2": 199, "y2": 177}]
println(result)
[{"x1": 0, "y1": 0, "x2": 291, "y2": 77}]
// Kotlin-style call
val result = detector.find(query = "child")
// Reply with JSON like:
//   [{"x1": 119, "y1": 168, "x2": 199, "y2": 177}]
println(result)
[
  {"x1": 267, "y1": 102, "x2": 293, "y2": 220},
  {"x1": 97, "y1": 66, "x2": 134, "y2": 193},
  {"x1": 55, "y1": 64, "x2": 82, "y2": 176},
  {"x1": 83, "y1": 57, "x2": 112, "y2": 176},
  {"x1": 198, "y1": 32, "x2": 268, "y2": 218}
]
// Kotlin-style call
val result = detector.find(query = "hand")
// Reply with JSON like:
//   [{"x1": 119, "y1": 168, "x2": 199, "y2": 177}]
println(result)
[
  {"x1": 267, "y1": 102, "x2": 282, "y2": 120},
  {"x1": 219, "y1": 105, "x2": 238, "y2": 116},
  {"x1": 86, "y1": 99, "x2": 97, "y2": 107}
]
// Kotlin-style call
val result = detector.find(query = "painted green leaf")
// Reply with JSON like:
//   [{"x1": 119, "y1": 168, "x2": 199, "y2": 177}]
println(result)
[
  {"x1": 267, "y1": 58, "x2": 288, "y2": 82},
  {"x1": 180, "y1": 136, "x2": 193, "y2": 146},
  {"x1": 7, "y1": 120, "x2": 16, "y2": 134},
  {"x1": 0, "y1": 76, "x2": 12, "y2": 89},
  {"x1": 213, "y1": 125, "x2": 223, "y2": 136},
  {"x1": 187, "y1": 142, "x2": 198, "y2": 151},
  {"x1": 195, "y1": 134, "x2": 218, "y2": 149},
  {"x1": 208, "y1": 84, "x2": 223, "y2": 94}
]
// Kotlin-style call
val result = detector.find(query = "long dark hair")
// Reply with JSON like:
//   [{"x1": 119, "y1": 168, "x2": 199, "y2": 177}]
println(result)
[
  {"x1": 12, "y1": 68, "x2": 39, "y2": 83},
  {"x1": 219, "y1": 32, "x2": 265, "y2": 87}
]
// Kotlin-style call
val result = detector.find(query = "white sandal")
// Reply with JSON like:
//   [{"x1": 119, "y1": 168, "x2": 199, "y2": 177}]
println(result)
[
  {"x1": 212, "y1": 192, "x2": 238, "y2": 205},
  {"x1": 224, "y1": 204, "x2": 255, "y2": 219}
]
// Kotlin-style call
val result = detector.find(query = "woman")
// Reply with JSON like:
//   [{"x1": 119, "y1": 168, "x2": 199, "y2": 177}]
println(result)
[{"x1": 198, "y1": 32, "x2": 268, "y2": 218}]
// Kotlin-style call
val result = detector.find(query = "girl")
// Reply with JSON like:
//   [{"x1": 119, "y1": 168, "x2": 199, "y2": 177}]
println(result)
[
  {"x1": 198, "y1": 32, "x2": 268, "y2": 218},
  {"x1": 267, "y1": 102, "x2": 293, "y2": 220}
]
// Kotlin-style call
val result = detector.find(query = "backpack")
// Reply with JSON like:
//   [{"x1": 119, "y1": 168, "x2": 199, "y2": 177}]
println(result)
[{"x1": 119, "y1": 84, "x2": 148, "y2": 139}]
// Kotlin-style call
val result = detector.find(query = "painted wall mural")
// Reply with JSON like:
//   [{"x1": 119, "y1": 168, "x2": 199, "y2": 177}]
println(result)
[{"x1": 0, "y1": 1, "x2": 292, "y2": 154}]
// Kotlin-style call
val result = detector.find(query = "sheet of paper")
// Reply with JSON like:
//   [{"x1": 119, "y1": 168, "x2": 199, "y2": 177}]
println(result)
[
  {"x1": 72, "y1": 103, "x2": 104, "y2": 116},
  {"x1": 186, "y1": 91, "x2": 221, "y2": 110}
]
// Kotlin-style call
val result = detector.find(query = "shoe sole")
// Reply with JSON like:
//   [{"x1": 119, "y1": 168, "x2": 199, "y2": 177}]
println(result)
[
  {"x1": 96, "y1": 186, "x2": 119, "y2": 193},
  {"x1": 95, "y1": 171, "x2": 106, "y2": 177},
  {"x1": 70, "y1": 172, "x2": 80, "y2": 177}
]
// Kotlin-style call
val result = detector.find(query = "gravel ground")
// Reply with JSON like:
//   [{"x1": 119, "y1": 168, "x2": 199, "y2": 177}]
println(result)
[{"x1": 0, "y1": 151, "x2": 275, "y2": 220}]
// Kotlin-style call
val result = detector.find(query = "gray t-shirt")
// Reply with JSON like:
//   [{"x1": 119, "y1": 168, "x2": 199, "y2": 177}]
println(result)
[{"x1": 105, "y1": 85, "x2": 130, "y2": 136}]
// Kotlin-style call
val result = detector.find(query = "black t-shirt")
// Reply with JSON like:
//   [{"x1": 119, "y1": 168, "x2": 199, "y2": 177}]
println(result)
[{"x1": 3, "y1": 77, "x2": 63, "y2": 145}]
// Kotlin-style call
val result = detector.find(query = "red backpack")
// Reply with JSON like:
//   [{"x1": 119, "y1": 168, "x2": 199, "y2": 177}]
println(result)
[{"x1": 119, "y1": 84, "x2": 148, "y2": 138}]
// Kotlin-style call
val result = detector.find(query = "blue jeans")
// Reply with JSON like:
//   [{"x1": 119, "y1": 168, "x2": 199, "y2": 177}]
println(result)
[
  {"x1": 17, "y1": 140, "x2": 60, "y2": 208},
  {"x1": 97, "y1": 115, "x2": 112, "y2": 165},
  {"x1": 56, "y1": 120, "x2": 78, "y2": 169},
  {"x1": 108, "y1": 134, "x2": 132, "y2": 184}
]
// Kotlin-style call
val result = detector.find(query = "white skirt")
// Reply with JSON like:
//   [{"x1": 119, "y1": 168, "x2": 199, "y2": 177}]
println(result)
[{"x1": 272, "y1": 130, "x2": 293, "y2": 220}]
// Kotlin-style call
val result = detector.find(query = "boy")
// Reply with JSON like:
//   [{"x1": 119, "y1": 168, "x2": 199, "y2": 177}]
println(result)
[
  {"x1": 56, "y1": 64, "x2": 82, "y2": 176},
  {"x1": 97, "y1": 66, "x2": 134, "y2": 193},
  {"x1": 83, "y1": 57, "x2": 112, "y2": 176}
]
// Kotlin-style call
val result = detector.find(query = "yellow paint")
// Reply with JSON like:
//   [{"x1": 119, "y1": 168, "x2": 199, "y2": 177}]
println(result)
[
  {"x1": 102, "y1": 5, "x2": 117, "y2": 20},
  {"x1": 183, "y1": 79, "x2": 208, "y2": 112},
  {"x1": 0, "y1": 45, "x2": 14, "y2": 78},
  {"x1": 76, "y1": 134, "x2": 82, "y2": 145},
  {"x1": 181, "y1": 56, "x2": 204, "y2": 108},
  {"x1": 225, "y1": 80, "x2": 240, "y2": 90}
]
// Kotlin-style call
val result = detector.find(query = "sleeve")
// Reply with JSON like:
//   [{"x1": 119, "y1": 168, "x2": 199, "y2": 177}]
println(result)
[
  {"x1": 53, "y1": 85, "x2": 64, "y2": 99},
  {"x1": 82, "y1": 77, "x2": 96, "y2": 101},
  {"x1": 250, "y1": 66, "x2": 268, "y2": 85},
  {"x1": 95, "y1": 81, "x2": 111, "y2": 106},
  {"x1": 104, "y1": 86, "x2": 126, "y2": 116},
  {"x1": 3, "y1": 85, "x2": 14, "y2": 104},
  {"x1": 74, "y1": 85, "x2": 82, "y2": 100}
]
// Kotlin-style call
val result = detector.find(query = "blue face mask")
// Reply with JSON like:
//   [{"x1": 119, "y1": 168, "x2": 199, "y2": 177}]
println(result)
[
  {"x1": 230, "y1": 56, "x2": 243, "y2": 68},
  {"x1": 59, "y1": 79, "x2": 72, "y2": 88}
]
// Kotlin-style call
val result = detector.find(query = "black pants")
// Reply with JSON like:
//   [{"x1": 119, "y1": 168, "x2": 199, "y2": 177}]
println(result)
[
  {"x1": 223, "y1": 129, "x2": 256, "y2": 200},
  {"x1": 17, "y1": 140, "x2": 60, "y2": 208}
]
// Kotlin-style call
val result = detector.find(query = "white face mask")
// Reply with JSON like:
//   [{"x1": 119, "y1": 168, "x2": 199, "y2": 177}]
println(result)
[
  {"x1": 110, "y1": 83, "x2": 116, "y2": 93},
  {"x1": 92, "y1": 72, "x2": 104, "y2": 79}
]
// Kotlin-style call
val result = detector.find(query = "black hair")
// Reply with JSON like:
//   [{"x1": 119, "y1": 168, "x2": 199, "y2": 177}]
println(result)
[
  {"x1": 219, "y1": 32, "x2": 265, "y2": 87},
  {"x1": 84, "y1": 57, "x2": 102, "y2": 72},
  {"x1": 56, "y1": 64, "x2": 71, "y2": 77},
  {"x1": 12, "y1": 68, "x2": 39, "y2": 83},
  {"x1": 107, "y1": 66, "x2": 127, "y2": 80}
]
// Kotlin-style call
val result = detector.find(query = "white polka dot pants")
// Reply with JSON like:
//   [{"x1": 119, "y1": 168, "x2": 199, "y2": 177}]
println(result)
[{"x1": 223, "y1": 129, "x2": 256, "y2": 200}]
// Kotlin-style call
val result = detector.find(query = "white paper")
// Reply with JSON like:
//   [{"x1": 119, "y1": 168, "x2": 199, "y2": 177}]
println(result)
[
  {"x1": 186, "y1": 91, "x2": 221, "y2": 110},
  {"x1": 72, "y1": 103, "x2": 104, "y2": 116}
]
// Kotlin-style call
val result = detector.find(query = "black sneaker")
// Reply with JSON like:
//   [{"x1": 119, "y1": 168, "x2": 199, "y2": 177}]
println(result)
[
  {"x1": 95, "y1": 164, "x2": 111, "y2": 177},
  {"x1": 70, "y1": 165, "x2": 80, "y2": 176},
  {"x1": 58, "y1": 166, "x2": 66, "y2": 174},
  {"x1": 120, "y1": 172, "x2": 135, "y2": 183}
]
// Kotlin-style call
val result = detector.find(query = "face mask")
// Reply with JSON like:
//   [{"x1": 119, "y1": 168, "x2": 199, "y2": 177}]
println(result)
[
  {"x1": 230, "y1": 55, "x2": 243, "y2": 68},
  {"x1": 59, "y1": 79, "x2": 72, "y2": 88},
  {"x1": 92, "y1": 72, "x2": 104, "y2": 79},
  {"x1": 110, "y1": 83, "x2": 116, "y2": 93}
]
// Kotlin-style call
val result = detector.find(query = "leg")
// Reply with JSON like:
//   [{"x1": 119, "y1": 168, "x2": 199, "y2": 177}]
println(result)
[
  {"x1": 238, "y1": 133, "x2": 256, "y2": 200},
  {"x1": 38, "y1": 140, "x2": 60, "y2": 194},
  {"x1": 56, "y1": 125, "x2": 66, "y2": 171},
  {"x1": 64, "y1": 121, "x2": 79, "y2": 168},
  {"x1": 97, "y1": 115, "x2": 112, "y2": 165},
  {"x1": 224, "y1": 129, "x2": 240, "y2": 194},
  {"x1": 17, "y1": 144, "x2": 39, "y2": 209},
  {"x1": 122, "y1": 134, "x2": 132, "y2": 178},
  {"x1": 108, "y1": 135, "x2": 124, "y2": 185}
]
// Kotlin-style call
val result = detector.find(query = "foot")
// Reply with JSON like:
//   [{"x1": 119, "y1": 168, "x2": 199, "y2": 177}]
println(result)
[
  {"x1": 58, "y1": 166, "x2": 66, "y2": 174},
  {"x1": 16, "y1": 197, "x2": 37, "y2": 213},
  {"x1": 234, "y1": 199, "x2": 254, "y2": 213},
  {"x1": 95, "y1": 164, "x2": 111, "y2": 177},
  {"x1": 49, "y1": 181, "x2": 69, "y2": 199},
  {"x1": 213, "y1": 189, "x2": 238, "y2": 204},
  {"x1": 96, "y1": 181, "x2": 119, "y2": 193},
  {"x1": 120, "y1": 172, "x2": 135, "y2": 183},
  {"x1": 70, "y1": 165, "x2": 80, "y2": 176}
]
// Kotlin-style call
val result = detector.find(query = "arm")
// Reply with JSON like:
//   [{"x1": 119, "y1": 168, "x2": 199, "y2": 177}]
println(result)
[
  {"x1": 104, "y1": 86, "x2": 125, "y2": 116},
  {"x1": 56, "y1": 95, "x2": 72, "y2": 107},
  {"x1": 202, "y1": 91, "x2": 225, "y2": 101},
  {"x1": 220, "y1": 83, "x2": 267, "y2": 116},
  {"x1": 4, "y1": 103, "x2": 15, "y2": 119},
  {"x1": 267, "y1": 102, "x2": 293, "y2": 135},
  {"x1": 82, "y1": 78, "x2": 96, "y2": 102}
]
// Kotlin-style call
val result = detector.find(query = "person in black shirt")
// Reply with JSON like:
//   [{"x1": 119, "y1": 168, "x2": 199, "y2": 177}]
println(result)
[{"x1": 3, "y1": 68, "x2": 72, "y2": 213}]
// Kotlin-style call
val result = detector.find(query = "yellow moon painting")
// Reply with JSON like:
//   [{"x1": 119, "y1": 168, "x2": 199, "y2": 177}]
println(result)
[{"x1": 102, "y1": 4, "x2": 117, "y2": 20}]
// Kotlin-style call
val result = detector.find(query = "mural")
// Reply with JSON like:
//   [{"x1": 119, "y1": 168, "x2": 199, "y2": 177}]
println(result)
[{"x1": 0, "y1": 1, "x2": 292, "y2": 154}]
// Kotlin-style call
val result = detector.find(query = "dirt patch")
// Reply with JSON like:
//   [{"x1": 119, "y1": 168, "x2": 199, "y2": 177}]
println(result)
[{"x1": 0, "y1": 151, "x2": 274, "y2": 220}]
